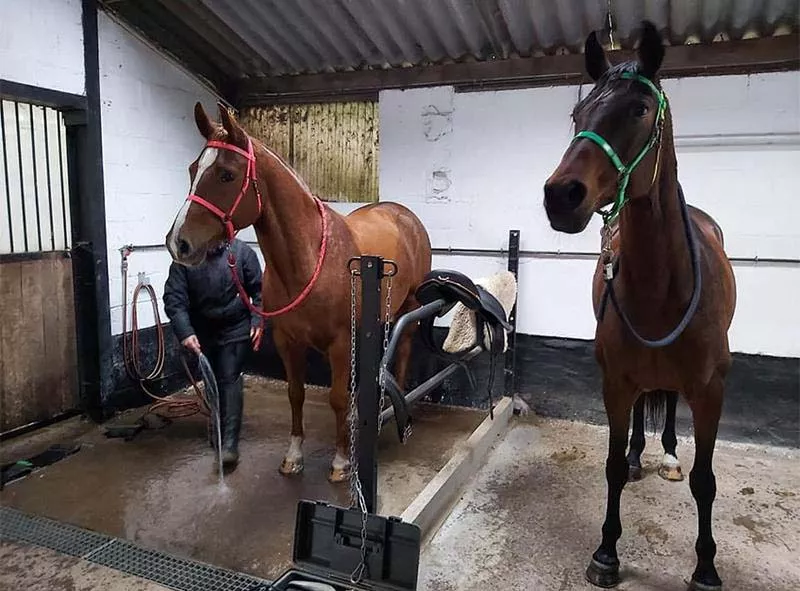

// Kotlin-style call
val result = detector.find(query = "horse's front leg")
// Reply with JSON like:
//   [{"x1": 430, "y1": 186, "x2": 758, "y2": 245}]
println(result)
[
  {"x1": 658, "y1": 390, "x2": 684, "y2": 481},
  {"x1": 686, "y1": 376, "x2": 725, "y2": 591},
  {"x1": 327, "y1": 338, "x2": 352, "y2": 483},
  {"x1": 586, "y1": 377, "x2": 637, "y2": 588},
  {"x1": 274, "y1": 330, "x2": 307, "y2": 475}
]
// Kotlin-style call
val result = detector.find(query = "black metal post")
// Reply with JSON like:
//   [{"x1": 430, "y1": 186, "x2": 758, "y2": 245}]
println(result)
[
  {"x1": 357, "y1": 255, "x2": 383, "y2": 513},
  {"x1": 504, "y1": 230, "x2": 520, "y2": 397}
]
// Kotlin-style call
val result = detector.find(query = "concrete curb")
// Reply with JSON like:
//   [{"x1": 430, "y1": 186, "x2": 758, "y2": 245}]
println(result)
[{"x1": 400, "y1": 396, "x2": 513, "y2": 542}]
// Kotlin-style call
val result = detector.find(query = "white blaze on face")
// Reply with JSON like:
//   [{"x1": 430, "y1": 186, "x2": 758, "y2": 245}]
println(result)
[{"x1": 168, "y1": 147, "x2": 219, "y2": 253}]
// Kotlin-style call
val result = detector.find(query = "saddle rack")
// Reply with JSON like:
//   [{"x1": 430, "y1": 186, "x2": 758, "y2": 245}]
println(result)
[{"x1": 380, "y1": 269, "x2": 514, "y2": 443}]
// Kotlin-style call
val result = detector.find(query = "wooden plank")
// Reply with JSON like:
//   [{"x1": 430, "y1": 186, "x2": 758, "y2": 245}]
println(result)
[
  {"x1": 399, "y1": 397, "x2": 513, "y2": 542},
  {"x1": 237, "y1": 35, "x2": 800, "y2": 104},
  {"x1": 55, "y1": 257, "x2": 79, "y2": 410},
  {"x1": 0, "y1": 262, "x2": 24, "y2": 431},
  {"x1": 44, "y1": 258, "x2": 66, "y2": 413},
  {"x1": 20, "y1": 260, "x2": 48, "y2": 422}
]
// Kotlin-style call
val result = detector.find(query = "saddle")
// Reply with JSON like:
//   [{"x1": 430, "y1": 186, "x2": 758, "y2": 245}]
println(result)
[{"x1": 416, "y1": 270, "x2": 512, "y2": 417}]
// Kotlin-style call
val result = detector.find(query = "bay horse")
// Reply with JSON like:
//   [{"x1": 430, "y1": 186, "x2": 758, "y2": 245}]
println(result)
[
  {"x1": 166, "y1": 103, "x2": 431, "y2": 483},
  {"x1": 543, "y1": 22, "x2": 736, "y2": 590}
]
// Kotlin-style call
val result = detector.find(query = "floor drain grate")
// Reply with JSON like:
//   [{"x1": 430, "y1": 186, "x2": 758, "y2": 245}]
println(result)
[
  {"x1": 1, "y1": 507, "x2": 271, "y2": 591},
  {"x1": 0, "y1": 506, "x2": 111, "y2": 558},
  {"x1": 89, "y1": 540, "x2": 270, "y2": 591}
]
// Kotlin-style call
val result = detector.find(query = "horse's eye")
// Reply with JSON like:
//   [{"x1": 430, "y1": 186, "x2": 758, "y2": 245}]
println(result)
[
  {"x1": 220, "y1": 170, "x2": 235, "y2": 183},
  {"x1": 633, "y1": 102, "x2": 649, "y2": 118}
]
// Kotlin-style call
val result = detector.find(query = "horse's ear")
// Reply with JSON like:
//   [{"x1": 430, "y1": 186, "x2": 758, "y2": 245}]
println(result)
[
  {"x1": 194, "y1": 102, "x2": 214, "y2": 139},
  {"x1": 218, "y1": 102, "x2": 247, "y2": 147},
  {"x1": 585, "y1": 31, "x2": 610, "y2": 81},
  {"x1": 636, "y1": 20, "x2": 665, "y2": 79}
]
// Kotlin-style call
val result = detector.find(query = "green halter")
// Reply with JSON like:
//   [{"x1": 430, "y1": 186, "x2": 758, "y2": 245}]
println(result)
[{"x1": 573, "y1": 72, "x2": 668, "y2": 225}]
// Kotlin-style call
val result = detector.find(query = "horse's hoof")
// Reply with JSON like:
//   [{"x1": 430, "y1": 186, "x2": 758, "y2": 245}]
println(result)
[
  {"x1": 585, "y1": 559, "x2": 620, "y2": 588},
  {"x1": 687, "y1": 578, "x2": 722, "y2": 591},
  {"x1": 279, "y1": 458, "x2": 304, "y2": 475},
  {"x1": 658, "y1": 464, "x2": 685, "y2": 482},
  {"x1": 328, "y1": 466, "x2": 349, "y2": 484},
  {"x1": 628, "y1": 465, "x2": 643, "y2": 481}
]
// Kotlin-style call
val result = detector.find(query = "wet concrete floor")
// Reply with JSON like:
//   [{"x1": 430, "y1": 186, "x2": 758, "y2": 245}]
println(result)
[
  {"x1": 0, "y1": 541, "x2": 171, "y2": 591},
  {"x1": 420, "y1": 416, "x2": 800, "y2": 591},
  {"x1": 0, "y1": 376, "x2": 483, "y2": 581}
]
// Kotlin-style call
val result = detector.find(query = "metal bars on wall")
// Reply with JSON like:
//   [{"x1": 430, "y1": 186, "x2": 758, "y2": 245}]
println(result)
[
  {"x1": 240, "y1": 101, "x2": 379, "y2": 203},
  {"x1": 1, "y1": 100, "x2": 72, "y2": 254}
]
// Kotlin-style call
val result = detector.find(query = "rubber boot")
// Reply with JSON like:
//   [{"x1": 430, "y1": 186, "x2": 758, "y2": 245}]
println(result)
[{"x1": 221, "y1": 374, "x2": 243, "y2": 467}]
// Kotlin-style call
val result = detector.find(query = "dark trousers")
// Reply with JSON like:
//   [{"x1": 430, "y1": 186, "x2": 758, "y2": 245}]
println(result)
[
  {"x1": 203, "y1": 339, "x2": 249, "y2": 451},
  {"x1": 204, "y1": 340, "x2": 249, "y2": 395}
]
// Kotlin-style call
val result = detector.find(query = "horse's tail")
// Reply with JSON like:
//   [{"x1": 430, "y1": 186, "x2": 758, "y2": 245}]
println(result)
[{"x1": 644, "y1": 390, "x2": 668, "y2": 434}]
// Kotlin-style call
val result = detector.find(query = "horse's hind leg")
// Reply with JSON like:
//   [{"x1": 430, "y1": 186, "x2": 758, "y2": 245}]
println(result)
[
  {"x1": 275, "y1": 330, "x2": 307, "y2": 475},
  {"x1": 327, "y1": 338, "x2": 352, "y2": 484},
  {"x1": 686, "y1": 377, "x2": 724, "y2": 591},
  {"x1": 626, "y1": 394, "x2": 646, "y2": 480},
  {"x1": 658, "y1": 391, "x2": 684, "y2": 481}
]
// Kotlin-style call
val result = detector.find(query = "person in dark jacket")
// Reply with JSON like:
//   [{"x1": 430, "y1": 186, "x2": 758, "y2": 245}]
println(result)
[{"x1": 163, "y1": 238, "x2": 263, "y2": 468}]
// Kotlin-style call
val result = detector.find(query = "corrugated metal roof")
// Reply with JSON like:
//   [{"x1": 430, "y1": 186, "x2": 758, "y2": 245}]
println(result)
[{"x1": 102, "y1": 0, "x2": 799, "y2": 82}]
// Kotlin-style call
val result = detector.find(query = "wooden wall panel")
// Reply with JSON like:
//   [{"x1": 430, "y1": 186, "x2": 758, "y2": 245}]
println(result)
[
  {"x1": 0, "y1": 256, "x2": 78, "y2": 432},
  {"x1": 241, "y1": 100, "x2": 379, "y2": 203}
]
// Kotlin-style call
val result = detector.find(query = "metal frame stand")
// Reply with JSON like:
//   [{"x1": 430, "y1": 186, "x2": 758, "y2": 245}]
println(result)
[
  {"x1": 504, "y1": 229, "x2": 520, "y2": 397},
  {"x1": 355, "y1": 255, "x2": 384, "y2": 514}
]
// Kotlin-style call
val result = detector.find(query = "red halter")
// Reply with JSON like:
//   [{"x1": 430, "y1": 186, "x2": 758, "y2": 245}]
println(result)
[
  {"x1": 185, "y1": 137, "x2": 329, "y2": 333},
  {"x1": 188, "y1": 138, "x2": 262, "y2": 242}
]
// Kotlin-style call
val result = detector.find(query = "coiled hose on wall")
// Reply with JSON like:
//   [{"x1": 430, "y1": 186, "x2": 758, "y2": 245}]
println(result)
[{"x1": 121, "y1": 246, "x2": 210, "y2": 419}]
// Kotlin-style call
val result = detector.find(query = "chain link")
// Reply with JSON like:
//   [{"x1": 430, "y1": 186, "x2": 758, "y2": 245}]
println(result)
[
  {"x1": 347, "y1": 267, "x2": 369, "y2": 585},
  {"x1": 346, "y1": 260, "x2": 396, "y2": 585},
  {"x1": 377, "y1": 275, "x2": 393, "y2": 435},
  {"x1": 601, "y1": 224, "x2": 615, "y2": 280}
]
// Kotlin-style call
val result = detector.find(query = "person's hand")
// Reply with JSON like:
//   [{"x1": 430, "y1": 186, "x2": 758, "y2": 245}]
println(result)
[
  {"x1": 182, "y1": 335, "x2": 201, "y2": 355},
  {"x1": 250, "y1": 325, "x2": 263, "y2": 351}
]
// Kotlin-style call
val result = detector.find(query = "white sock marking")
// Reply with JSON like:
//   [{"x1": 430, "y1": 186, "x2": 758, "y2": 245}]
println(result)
[
  {"x1": 332, "y1": 451, "x2": 349, "y2": 471},
  {"x1": 285, "y1": 436, "x2": 303, "y2": 463},
  {"x1": 662, "y1": 453, "x2": 680, "y2": 468}
]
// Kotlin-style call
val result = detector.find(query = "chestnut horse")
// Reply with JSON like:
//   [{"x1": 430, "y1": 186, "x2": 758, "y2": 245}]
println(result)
[
  {"x1": 166, "y1": 103, "x2": 431, "y2": 483},
  {"x1": 543, "y1": 22, "x2": 736, "y2": 590}
]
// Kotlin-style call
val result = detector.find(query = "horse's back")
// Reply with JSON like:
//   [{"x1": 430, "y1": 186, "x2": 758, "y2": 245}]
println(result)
[
  {"x1": 344, "y1": 201, "x2": 432, "y2": 288},
  {"x1": 689, "y1": 205, "x2": 724, "y2": 248}
]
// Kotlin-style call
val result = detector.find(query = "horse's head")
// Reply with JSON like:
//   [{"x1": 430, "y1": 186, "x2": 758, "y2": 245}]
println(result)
[
  {"x1": 544, "y1": 21, "x2": 668, "y2": 234},
  {"x1": 166, "y1": 103, "x2": 262, "y2": 266}
]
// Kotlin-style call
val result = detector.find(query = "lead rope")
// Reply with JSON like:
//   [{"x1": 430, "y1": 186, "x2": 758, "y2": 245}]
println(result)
[{"x1": 348, "y1": 268, "x2": 369, "y2": 585}]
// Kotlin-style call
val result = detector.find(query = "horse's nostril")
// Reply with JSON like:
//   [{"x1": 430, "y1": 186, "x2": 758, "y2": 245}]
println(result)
[
  {"x1": 178, "y1": 239, "x2": 191, "y2": 256},
  {"x1": 565, "y1": 180, "x2": 586, "y2": 209},
  {"x1": 544, "y1": 180, "x2": 587, "y2": 213}
]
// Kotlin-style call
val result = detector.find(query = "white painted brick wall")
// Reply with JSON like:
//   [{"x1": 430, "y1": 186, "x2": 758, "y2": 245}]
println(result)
[
  {"x1": 0, "y1": 0, "x2": 85, "y2": 95},
  {"x1": 380, "y1": 72, "x2": 800, "y2": 357},
  {"x1": 98, "y1": 14, "x2": 218, "y2": 335}
]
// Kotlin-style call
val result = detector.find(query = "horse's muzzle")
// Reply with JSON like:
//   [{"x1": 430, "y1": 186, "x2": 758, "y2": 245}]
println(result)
[{"x1": 543, "y1": 179, "x2": 591, "y2": 234}]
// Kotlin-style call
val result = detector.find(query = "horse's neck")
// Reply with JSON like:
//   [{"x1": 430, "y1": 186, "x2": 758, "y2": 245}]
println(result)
[
  {"x1": 617, "y1": 137, "x2": 693, "y2": 307},
  {"x1": 251, "y1": 144, "x2": 323, "y2": 296}
]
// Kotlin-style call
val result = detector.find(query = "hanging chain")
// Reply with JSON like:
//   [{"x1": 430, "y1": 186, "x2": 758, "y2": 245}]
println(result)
[
  {"x1": 377, "y1": 274, "x2": 393, "y2": 435},
  {"x1": 606, "y1": 0, "x2": 617, "y2": 51},
  {"x1": 601, "y1": 224, "x2": 615, "y2": 280},
  {"x1": 347, "y1": 266, "x2": 369, "y2": 585}
]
